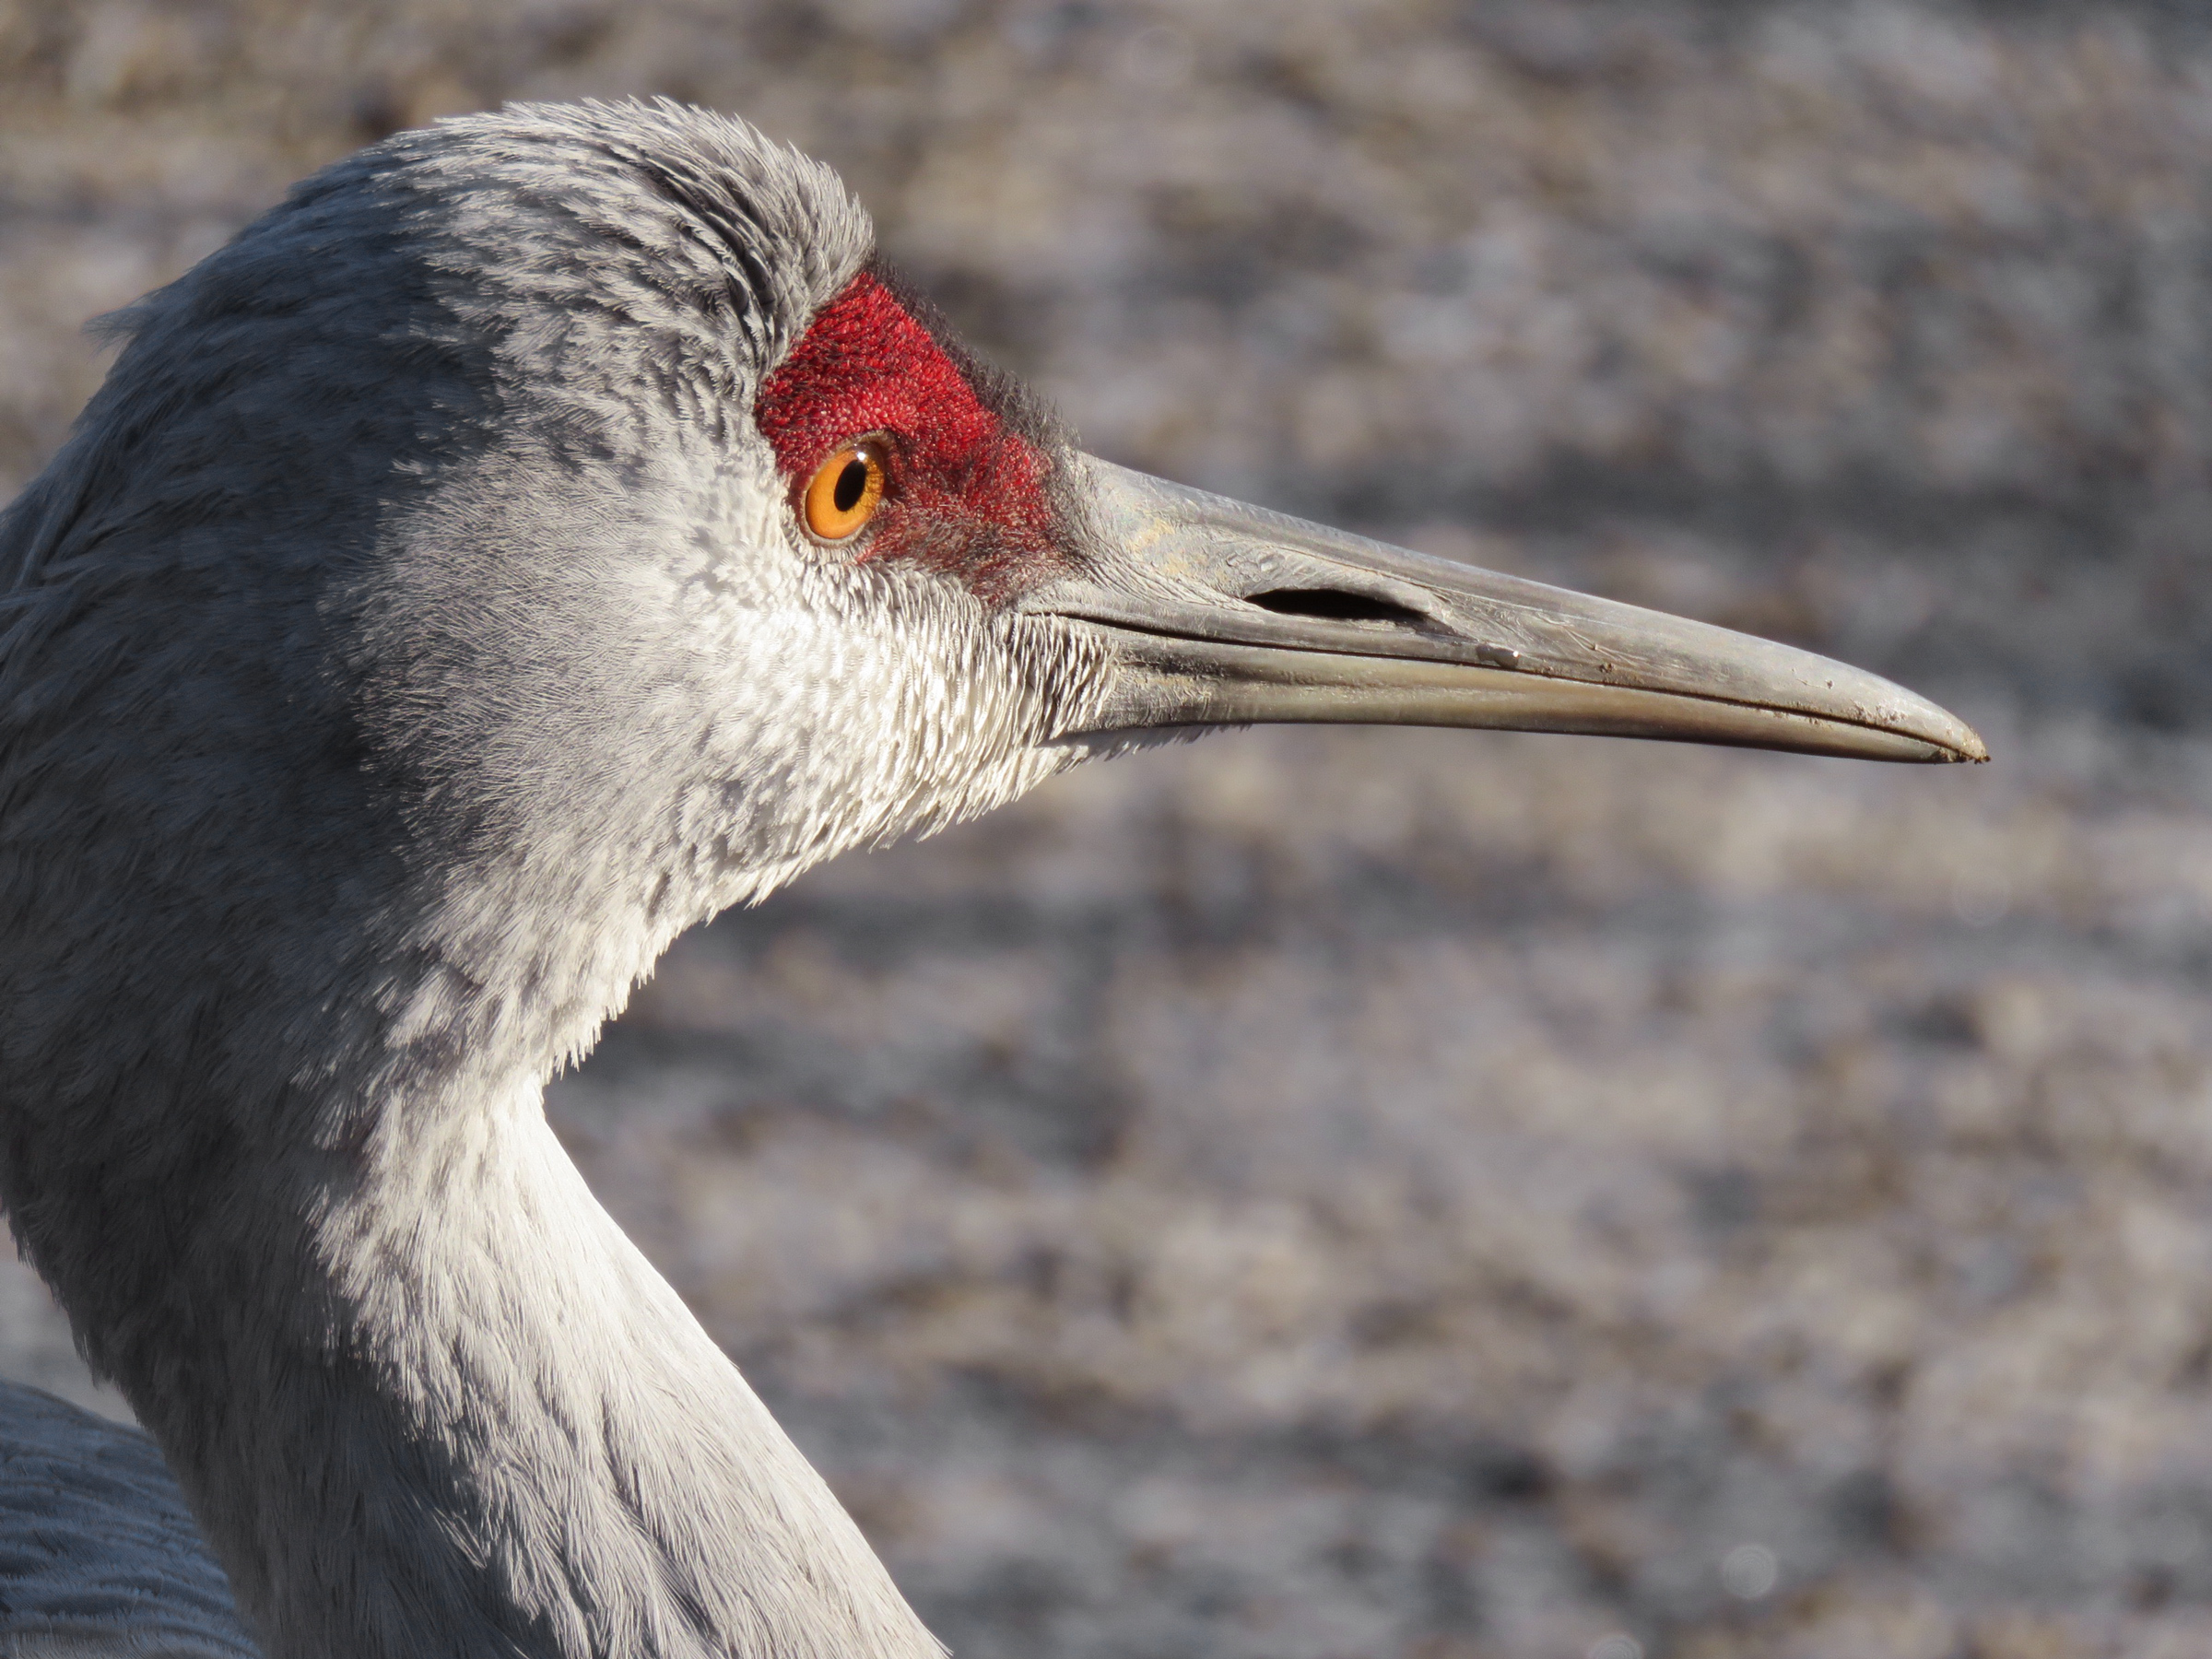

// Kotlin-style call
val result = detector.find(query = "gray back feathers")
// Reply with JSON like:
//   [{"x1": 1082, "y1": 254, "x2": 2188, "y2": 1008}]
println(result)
[{"x1": 0, "y1": 1382, "x2": 252, "y2": 1657}]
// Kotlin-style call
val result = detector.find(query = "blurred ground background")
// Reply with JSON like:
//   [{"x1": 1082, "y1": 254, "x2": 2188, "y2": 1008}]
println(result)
[{"x1": 5, "y1": 2, "x2": 2212, "y2": 1655}]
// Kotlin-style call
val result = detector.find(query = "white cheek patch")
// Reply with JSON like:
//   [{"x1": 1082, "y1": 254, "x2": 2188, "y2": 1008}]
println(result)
[{"x1": 648, "y1": 445, "x2": 1080, "y2": 909}]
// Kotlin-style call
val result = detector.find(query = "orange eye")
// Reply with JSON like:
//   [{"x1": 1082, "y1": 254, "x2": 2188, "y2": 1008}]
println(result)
[{"x1": 801, "y1": 443, "x2": 888, "y2": 541}]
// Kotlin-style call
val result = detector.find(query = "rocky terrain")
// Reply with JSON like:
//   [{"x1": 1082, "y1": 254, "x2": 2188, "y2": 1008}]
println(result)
[{"x1": 5, "y1": 4, "x2": 2211, "y2": 1655}]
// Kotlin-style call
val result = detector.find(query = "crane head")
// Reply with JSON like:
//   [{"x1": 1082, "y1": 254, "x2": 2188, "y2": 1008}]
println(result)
[{"x1": 0, "y1": 100, "x2": 1983, "y2": 1080}]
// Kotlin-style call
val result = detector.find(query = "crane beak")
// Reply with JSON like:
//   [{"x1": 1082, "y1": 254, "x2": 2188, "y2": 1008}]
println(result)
[{"x1": 1018, "y1": 457, "x2": 1987, "y2": 764}]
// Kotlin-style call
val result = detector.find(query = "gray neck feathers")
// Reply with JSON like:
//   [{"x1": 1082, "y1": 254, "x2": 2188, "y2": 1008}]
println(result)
[
  {"x1": 0, "y1": 102, "x2": 964, "y2": 1658},
  {"x1": 201, "y1": 1076, "x2": 939, "y2": 1659}
]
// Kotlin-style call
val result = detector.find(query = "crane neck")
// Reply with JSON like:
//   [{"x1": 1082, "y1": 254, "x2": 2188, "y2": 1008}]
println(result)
[{"x1": 44, "y1": 1057, "x2": 942, "y2": 1659}]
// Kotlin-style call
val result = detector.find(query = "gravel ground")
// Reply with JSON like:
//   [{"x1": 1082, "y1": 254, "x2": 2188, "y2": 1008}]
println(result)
[{"x1": 5, "y1": 5, "x2": 2212, "y2": 1655}]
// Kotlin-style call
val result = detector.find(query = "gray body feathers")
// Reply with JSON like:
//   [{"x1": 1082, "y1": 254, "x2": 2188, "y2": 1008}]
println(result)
[{"x1": 0, "y1": 1383, "x2": 251, "y2": 1658}]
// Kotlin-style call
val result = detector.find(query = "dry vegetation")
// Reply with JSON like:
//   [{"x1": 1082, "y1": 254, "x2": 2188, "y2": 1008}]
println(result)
[{"x1": 4, "y1": 3, "x2": 2211, "y2": 1655}]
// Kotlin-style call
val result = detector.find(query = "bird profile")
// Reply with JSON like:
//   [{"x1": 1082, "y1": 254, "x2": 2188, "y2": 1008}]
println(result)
[{"x1": 0, "y1": 100, "x2": 1984, "y2": 1659}]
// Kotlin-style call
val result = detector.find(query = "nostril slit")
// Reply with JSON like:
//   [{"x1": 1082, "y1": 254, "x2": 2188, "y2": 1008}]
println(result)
[{"x1": 1244, "y1": 587, "x2": 1430, "y2": 626}]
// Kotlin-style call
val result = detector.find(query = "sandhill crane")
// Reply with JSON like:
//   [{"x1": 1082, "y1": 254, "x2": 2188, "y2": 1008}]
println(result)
[{"x1": 0, "y1": 100, "x2": 1984, "y2": 1659}]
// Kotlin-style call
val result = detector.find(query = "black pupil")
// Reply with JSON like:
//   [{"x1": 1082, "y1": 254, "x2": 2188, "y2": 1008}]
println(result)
[{"x1": 832, "y1": 456, "x2": 870, "y2": 514}]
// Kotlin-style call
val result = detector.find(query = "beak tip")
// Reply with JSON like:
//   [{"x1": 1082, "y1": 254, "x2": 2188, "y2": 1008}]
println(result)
[{"x1": 1906, "y1": 704, "x2": 1989, "y2": 765}]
